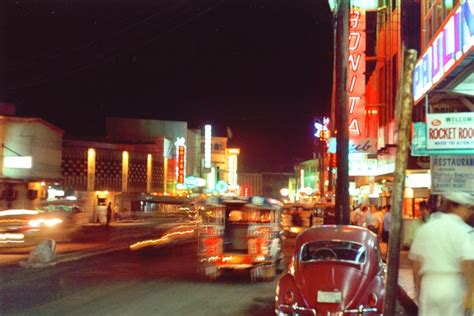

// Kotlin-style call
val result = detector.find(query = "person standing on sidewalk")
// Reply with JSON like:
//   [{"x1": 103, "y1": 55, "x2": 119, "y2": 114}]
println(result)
[
  {"x1": 409, "y1": 192, "x2": 474, "y2": 316},
  {"x1": 382, "y1": 204, "x2": 391, "y2": 243},
  {"x1": 106, "y1": 202, "x2": 113, "y2": 227}
]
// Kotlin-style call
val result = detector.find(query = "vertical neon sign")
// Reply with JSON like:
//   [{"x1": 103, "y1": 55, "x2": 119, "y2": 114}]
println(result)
[
  {"x1": 204, "y1": 125, "x2": 212, "y2": 169},
  {"x1": 226, "y1": 148, "x2": 239, "y2": 189},
  {"x1": 348, "y1": 9, "x2": 366, "y2": 137},
  {"x1": 175, "y1": 137, "x2": 186, "y2": 184}
]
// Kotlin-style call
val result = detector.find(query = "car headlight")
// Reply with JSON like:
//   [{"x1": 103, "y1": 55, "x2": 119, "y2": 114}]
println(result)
[{"x1": 28, "y1": 218, "x2": 63, "y2": 228}]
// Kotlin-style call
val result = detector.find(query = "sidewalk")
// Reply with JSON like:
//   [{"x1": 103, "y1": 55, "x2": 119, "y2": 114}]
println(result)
[{"x1": 380, "y1": 243, "x2": 418, "y2": 314}]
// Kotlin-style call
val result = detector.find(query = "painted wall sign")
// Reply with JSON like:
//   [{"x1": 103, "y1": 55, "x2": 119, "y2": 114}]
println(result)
[
  {"x1": 413, "y1": 0, "x2": 474, "y2": 102},
  {"x1": 348, "y1": 9, "x2": 367, "y2": 138},
  {"x1": 426, "y1": 112, "x2": 474, "y2": 149},
  {"x1": 412, "y1": 122, "x2": 474, "y2": 156},
  {"x1": 431, "y1": 155, "x2": 474, "y2": 193}
]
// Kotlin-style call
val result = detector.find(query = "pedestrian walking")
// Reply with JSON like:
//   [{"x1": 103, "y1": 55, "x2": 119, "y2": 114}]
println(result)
[
  {"x1": 409, "y1": 192, "x2": 474, "y2": 316},
  {"x1": 106, "y1": 202, "x2": 112, "y2": 227},
  {"x1": 404, "y1": 201, "x2": 431, "y2": 247},
  {"x1": 365, "y1": 205, "x2": 382, "y2": 235},
  {"x1": 382, "y1": 204, "x2": 391, "y2": 243}
]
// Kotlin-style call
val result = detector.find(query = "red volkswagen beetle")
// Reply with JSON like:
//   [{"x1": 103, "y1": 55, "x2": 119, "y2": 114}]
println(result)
[{"x1": 275, "y1": 225, "x2": 385, "y2": 315}]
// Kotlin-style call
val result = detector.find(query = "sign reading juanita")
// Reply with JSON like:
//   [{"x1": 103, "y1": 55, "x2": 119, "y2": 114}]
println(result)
[
  {"x1": 431, "y1": 156, "x2": 474, "y2": 194},
  {"x1": 348, "y1": 9, "x2": 367, "y2": 138},
  {"x1": 426, "y1": 112, "x2": 474, "y2": 149}
]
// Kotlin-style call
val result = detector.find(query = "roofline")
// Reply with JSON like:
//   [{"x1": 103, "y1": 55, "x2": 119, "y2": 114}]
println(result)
[{"x1": 0, "y1": 115, "x2": 65, "y2": 134}]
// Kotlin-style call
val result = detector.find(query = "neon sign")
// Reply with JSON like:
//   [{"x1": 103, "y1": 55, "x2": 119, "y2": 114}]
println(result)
[
  {"x1": 348, "y1": 9, "x2": 366, "y2": 137},
  {"x1": 204, "y1": 125, "x2": 212, "y2": 169},
  {"x1": 175, "y1": 137, "x2": 186, "y2": 184},
  {"x1": 314, "y1": 116, "x2": 330, "y2": 138},
  {"x1": 413, "y1": 0, "x2": 474, "y2": 102},
  {"x1": 227, "y1": 153, "x2": 238, "y2": 188}
]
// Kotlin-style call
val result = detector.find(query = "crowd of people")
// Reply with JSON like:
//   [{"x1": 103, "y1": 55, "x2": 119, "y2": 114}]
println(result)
[{"x1": 349, "y1": 203, "x2": 391, "y2": 242}]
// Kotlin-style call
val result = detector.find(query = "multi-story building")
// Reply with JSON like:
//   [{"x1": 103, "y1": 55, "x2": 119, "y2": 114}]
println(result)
[
  {"x1": 61, "y1": 117, "x2": 203, "y2": 222},
  {"x1": 411, "y1": 0, "x2": 474, "y2": 207}
]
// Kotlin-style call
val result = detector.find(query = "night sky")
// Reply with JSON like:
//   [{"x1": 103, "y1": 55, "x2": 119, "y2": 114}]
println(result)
[{"x1": 6, "y1": 0, "x2": 334, "y2": 172}]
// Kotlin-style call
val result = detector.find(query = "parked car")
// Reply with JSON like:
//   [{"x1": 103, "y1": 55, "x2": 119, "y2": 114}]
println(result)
[{"x1": 275, "y1": 225, "x2": 385, "y2": 315}]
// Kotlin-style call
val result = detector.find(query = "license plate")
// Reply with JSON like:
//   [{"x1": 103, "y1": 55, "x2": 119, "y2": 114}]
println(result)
[{"x1": 317, "y1": 291, "x2": 342, "y2": 303}]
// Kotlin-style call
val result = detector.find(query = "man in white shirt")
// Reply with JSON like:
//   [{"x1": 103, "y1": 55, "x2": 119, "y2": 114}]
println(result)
[{"x1": 409, "y1": 192, "x2": 474, "y2": 316}]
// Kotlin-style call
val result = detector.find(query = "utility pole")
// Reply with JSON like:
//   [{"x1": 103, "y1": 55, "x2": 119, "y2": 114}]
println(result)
[
  {"x1": 334, "y1": 0, "x2": 350, "y2": 225},
  {"x1": 383, "y1": 48, "x2": 417, "y2": 316}
]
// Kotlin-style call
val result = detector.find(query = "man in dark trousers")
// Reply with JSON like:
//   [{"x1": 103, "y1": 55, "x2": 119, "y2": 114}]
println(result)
[{"x1": 106, "y1": 202, "x2": 112, "y2": 227}]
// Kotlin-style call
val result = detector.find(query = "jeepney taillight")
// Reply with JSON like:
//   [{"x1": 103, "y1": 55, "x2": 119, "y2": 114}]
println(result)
[{"x1": 284, "y1": 290, "x2": 295, "y2": 305}]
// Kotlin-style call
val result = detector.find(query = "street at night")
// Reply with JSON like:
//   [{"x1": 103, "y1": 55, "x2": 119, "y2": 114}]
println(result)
[
  {"x1": 1, "y1": 0, "x2": 474, "y2": 315},
  {"x1": 1, "y1": 234, "x2": 414, "y2": 316}
]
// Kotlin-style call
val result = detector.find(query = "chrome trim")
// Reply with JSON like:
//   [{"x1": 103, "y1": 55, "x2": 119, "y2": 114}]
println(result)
[
  {"x1": 343, "y1": 305, "x2": 379, "y2": 314},
  {"x1": 298, "y1": 240, "x2": 368, "y2": 265},
  {"x1": 278, "y1": 303, "x2": 317, "y2": 316}
]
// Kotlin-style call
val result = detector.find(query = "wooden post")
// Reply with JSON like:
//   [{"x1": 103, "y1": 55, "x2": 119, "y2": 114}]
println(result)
[
  {"x1": 335, "y1": 0, "x2": 350, "y2": 225},
  {"x1": 383, "y1": 48, "x2": 418, "y2": 316}
]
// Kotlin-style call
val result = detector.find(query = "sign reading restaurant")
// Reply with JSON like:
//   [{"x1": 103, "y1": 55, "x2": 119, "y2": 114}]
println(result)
[
  {"x1": 426, "y1": 112, "x2": 474, "y2": 149},
  {"x1": 431, "y1": 156, "x2": 474, "y2": 193}
]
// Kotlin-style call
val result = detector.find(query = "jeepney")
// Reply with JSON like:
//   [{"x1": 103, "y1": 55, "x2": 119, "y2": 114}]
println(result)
[{"x1": 197, "y1": 196, "x2": 283, "y2": 282}]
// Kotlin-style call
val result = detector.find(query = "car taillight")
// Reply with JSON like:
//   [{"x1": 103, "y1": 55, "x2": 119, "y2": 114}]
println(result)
[
  {"x1": 368, "y1": 293, "x2": 378, "y2": 307},
  {"x1": 284, "y1": 290, "x2": 295, "y2": 305}
]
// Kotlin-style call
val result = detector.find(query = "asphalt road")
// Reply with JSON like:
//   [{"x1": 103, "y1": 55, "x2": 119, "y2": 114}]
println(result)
[
  {"x1": 0, "y1": 237, "x2": 413, "y2": 316},
  {"x1": 0, "y1": 241, "x2": 278, "y2": 316}
]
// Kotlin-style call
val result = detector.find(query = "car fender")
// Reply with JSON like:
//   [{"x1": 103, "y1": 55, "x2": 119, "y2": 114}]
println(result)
[{"x1": 276, "y1": 273, "x2": 305, "y2": 308}]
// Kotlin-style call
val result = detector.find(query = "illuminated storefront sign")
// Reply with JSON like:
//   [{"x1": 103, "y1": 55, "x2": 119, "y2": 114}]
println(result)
[
  {"x1": 204, "y1": 125, "x2": 212, "y2": 169},
  {"x1": 348, "y1": 153, "x2": 377, "y2": 176},
  {"x1": 328, "y1": 137, "x2": 377, "y2": 154},
  {"x1": 175, "y1": 137, "x2": 186, "y2": 184},
  {"x1": 426, "y1": 112, "x2": 474, "y2": 149},
  {"x1": 413, "y1": 0, "x2": 474, "y2": 102},
  {"x1": 412, "y1": 122, "x2": 474, "y2": 156},
  {"x1": 185, "y1": 176, "x2": 206, "y2": 188},
  {"x1": 328, "y1": 0, "x2": 379, "y2": 11},
  {"x1": 405, "y1": 173, "x2": 431, "y2": 189},
  {"x1": 348, "y1": 9, "x2": 367, "y2": 137},
  {"x1": 3, "y1": 156, "x2": 32, "y2": 169}
]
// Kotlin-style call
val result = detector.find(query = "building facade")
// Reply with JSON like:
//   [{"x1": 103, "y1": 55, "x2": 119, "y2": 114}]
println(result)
[{"x1": 0, "y1": 116, "x2": 63, "y2": 210}]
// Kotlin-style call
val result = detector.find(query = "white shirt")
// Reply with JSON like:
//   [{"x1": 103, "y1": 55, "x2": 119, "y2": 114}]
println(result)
[{"x1": 409, "y1": 212, "x2": 474, "y2": 275}]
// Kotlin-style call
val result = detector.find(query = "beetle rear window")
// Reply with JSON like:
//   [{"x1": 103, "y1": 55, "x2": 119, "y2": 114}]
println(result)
[{"x1": 301, "y1": 241, "x2": 366, "y2": 263}]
